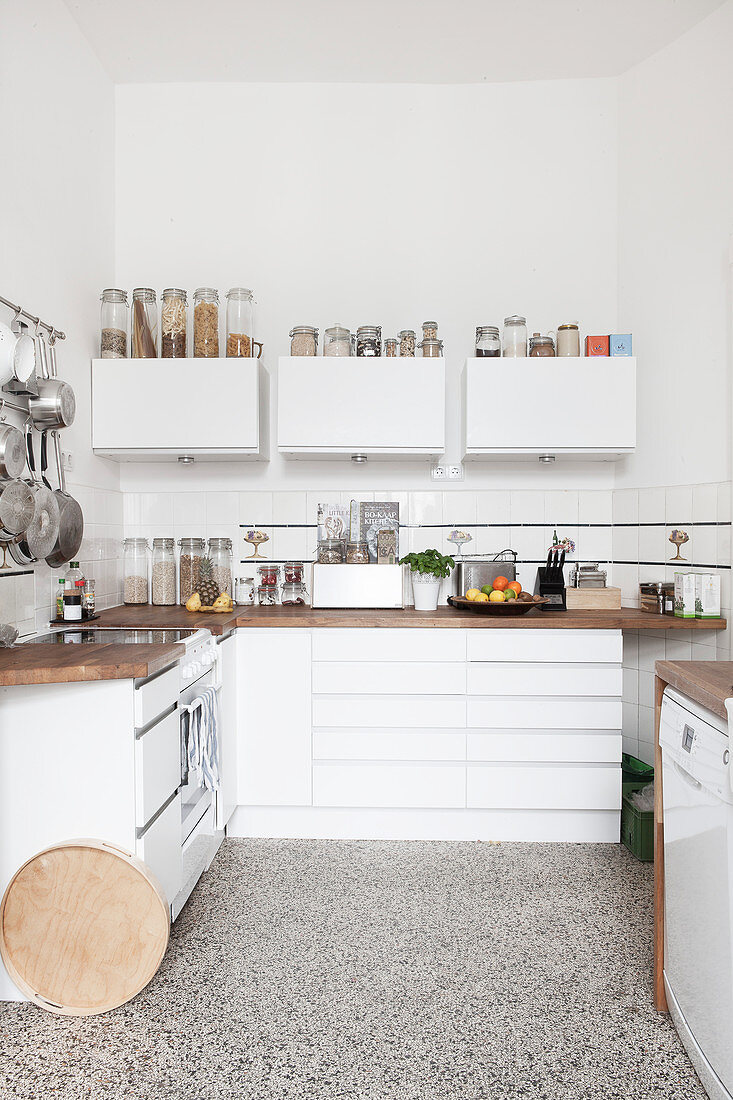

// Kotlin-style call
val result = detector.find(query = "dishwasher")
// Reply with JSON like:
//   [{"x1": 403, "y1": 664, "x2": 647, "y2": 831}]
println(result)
[{"x1": 660, "y1": 686, "x2": 733, "y2": 1100}]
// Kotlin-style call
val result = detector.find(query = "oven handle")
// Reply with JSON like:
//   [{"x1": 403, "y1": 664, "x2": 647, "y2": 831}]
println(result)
[{"x1": 181, "y1": 681, "x2": 222, "y2": 715}]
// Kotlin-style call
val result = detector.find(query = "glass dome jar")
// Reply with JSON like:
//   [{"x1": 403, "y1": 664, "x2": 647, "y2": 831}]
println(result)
[
  {"x1": 289, "y1": 325, "x2": 318, "y2": 356},
  {"x1": 123, "y1": 537, "x2": 150, "y2": 605},
  {"x1": 208, "y1": 537, "x2": 233, "y2": 598},
  {"x1": 161, "y1": 289, "x2": 187, "y2": 359},
  {"x1": 503, "y1": 315, "x2": 527, "y2": 358},
  {"x1": 131, "y1": 288, "x2": 158, "y2": 358},
  {"x1": 100, "y1": 289, "x2": 128, "y2": 359},
  {"x1": 226, "y1": 288, "x2": 255, "y2": 358},
  {"x1": 152, "y1": 537, "x2": 176, "y2": 605},
  {"x1": 398, "y1": 329, "x2": 416, "y2": 357},
  {"x1": 475, "y1": 326, "x2": 500, "y2": 357},
  {"x1": 323, "y1": 325, "x2": 351, "y2": 356},
  {"x1": 193, "y1": 288, "x2": 219, "y2": 357},
  {"x1": 529, "y1": 333, "x2": 555, "y2": 357},
  {"x1": 178, "y1": 536, "x2": 206, "y2": 605}
]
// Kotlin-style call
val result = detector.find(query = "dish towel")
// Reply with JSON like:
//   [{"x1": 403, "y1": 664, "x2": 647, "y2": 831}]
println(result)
[{"x1": 187, "y1": 685, "x2": 221, "y2": 815}]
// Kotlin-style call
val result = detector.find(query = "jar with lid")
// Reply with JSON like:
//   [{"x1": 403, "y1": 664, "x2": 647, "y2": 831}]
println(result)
[
  {"x1": 258, "y1": 563, "x2": 280, "y2": 587},
  {"x1": 131, "y1": 289, "x2": 158, "y2": 358},
  {"x1": 160, "y1": 289, "x2": 187, "y2": 359},
  {"x1": 289, "y1": 325, "x2": 318, "y2": 356},
  {"x1": 208, "y1": 537, "x2": 233, "y2": 598},
  {"x1": 422, "y1": 321, "x2": 438, "y2": 340},
  {"x1": 318, "y1": 538, "x2": 345, "y2": 564},
  {"x1": 356, "y1": 326, "x2": 381, "y2": 357},
  {"x1": 418, "y1": 338, "x2": 444, "y2": 358},
  {"x1": 235, "y1": 576, "x2": 255, "y2": 605},
  {"x1": 399, "y1": 329, "x2": 416, "y2": 357},
  {"x1": 226, "y1": 288, "x2": 255, "y2": 357},
  {"x1": 152, "y1": 537, "x2": 176, "y2": 605},
  {"x1": 281, "y1": 582, "x2": 309, "y2": 606},
  {"x1": 323, "y1": 325, "x2": 351, "y2": 356},
  {"x1": 123, "y1": 537, "x2": 150, "y2": 605},
  {"x1": 346, "y1": 541, "x2": 369, "y2": 564},
  {"x1": 556, "y1": 322, "x2": 580, "y2": 357},
  {"x1": 475, "y1": 326, "x2": 500, "y2": 357},
  {"x1": 529, "y1": 333, "x2": 555, "y2": 357},
  {"x1": 83, "y1": 578, "x2": 96, "y2": 616},
  {"x1": 178, "y1": 537, "x2": 206, "y2": 605},
  {"x1": 100, "y1": 289, "x2": 128, "y2": 359},
  {"x1": 384, "y1": 337, "x2": 398, "y2": 358},
  {"x1": 284, "y1": 561, "x2": 304, "y2": 584},
  {"x1": 193, "y1": 288, "x2": 219, "y2": 357},
  {"x1": 502, "y1": 315, "x2": 527, "y2": 357},
  {"x1": 257, "y1": 585, "x2": 279, "y2": 606}
]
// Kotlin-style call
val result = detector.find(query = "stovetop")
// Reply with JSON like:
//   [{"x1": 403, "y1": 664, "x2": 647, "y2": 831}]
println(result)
[{"x1": 25, "y1": 628, "x2": 196, "y2": 646}]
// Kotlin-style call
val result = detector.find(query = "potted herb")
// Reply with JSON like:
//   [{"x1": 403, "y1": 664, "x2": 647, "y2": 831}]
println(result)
[{"x1": 399, "y1": 548, "x2": 455, "y2": 611}]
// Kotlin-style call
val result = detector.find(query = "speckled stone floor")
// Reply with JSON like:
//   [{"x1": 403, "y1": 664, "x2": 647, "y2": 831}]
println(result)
[{"x1": 0, "y1": 839, "x2": 703, "y2": 1100}]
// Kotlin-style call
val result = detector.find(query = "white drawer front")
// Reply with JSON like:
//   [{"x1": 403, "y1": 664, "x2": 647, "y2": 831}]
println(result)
[
  {"x1": 135, "y1": 708, "x2": 180, "y2": 827},
  {"x1": 313, "y1": 661, "x2": 466, "y2": 696},
  {"x1": 313, "y1": 694, "x2": 466, "y2": 729},
  {"x1": 466, "y1": 630, "x2": 621, "y2": 664},
  {"x1": 467, "y1": 663, "x2": 622, "y2": 697},
  {"x1": 467, "y1": 764, "x2": 620, "y2": 810},
  {"x1": 467, "y1": 696, "x2": 622, "y2": 730},
  {"x1": 467, "y1": 730, "x2": 621, "y2": 763},
  {"x1": 313, "y1": 763, "x2": 465, "y2": 808},
  {"x1": 313, "y1": 728, "x2": 466, "y2": 762},
  {"x1": 136, "y1": 791, "x2": 182, "y2": 906},
  {"x1": 134, "y1": 665, "x2": 179, "y2": 729},
  {"x1": 312, "y1": 629, "x2": 466, "y2": 663}
]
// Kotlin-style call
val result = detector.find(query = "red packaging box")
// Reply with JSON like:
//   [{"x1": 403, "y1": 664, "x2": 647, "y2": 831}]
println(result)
[{"x1": 585, "y1": 335, "x2": 609, "y2": 356}]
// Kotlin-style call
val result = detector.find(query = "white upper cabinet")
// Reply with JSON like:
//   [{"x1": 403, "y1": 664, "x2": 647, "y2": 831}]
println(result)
[
  {"x1": 462, "y1": 357, "x2": 636, "y2": 460},
  {"x1": 277, "y1": 357, "x2": 445, "y2": 459},
  {"x1": 92, "y1": 358, "x2": 267, "y2": 461}
]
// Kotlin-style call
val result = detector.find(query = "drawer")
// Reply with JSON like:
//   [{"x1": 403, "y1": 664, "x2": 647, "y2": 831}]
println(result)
[
  {"x1": 467, "y1": 696, "x2": 622, "y2": 730},
  {"x1": 313, "y1": 728, "x2": 466, "y2": 762},
  {"x1": 313, "y1": 694, "x2": 466, "y2": 729},
  {"x1": 466, "y1": 630, "x2": 622, "y2": 664},
  {"x1": 467, "y1": 764, "x2": 621, "y2": 810},
  {"x1": 313, "y1": 763, "x2": 465, "y2": 808},
  {"x1": 135, "y1": 708, "x2": 180, "y2": 827},
  {"x1": 136, "y1": 790, "x2": 182, "y2": 906},
  {"x1": 467, "y1": 663, "x2": 622, "y2": 697},
  {"x1": 312, "y1": 629, "x2": 466, "y2": 663},
  {"x1": 467, "y1": 730, "x2": 621, "y2": 763},
  {"x1": 313, "y1": 661, "x2": 466, "y2": 696},
  {"x1": 134, "y1": 665, "x2": 179, "y2": 729}
]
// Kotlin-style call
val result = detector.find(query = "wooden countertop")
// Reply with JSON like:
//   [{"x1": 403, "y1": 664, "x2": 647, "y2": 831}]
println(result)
[
  {"x1": 95, "y1": 605, "x2": 241, "y2": 636},
  {"x1": 0, "y1": 641, "x2": 184, "y2": 688},
  {"x1": 655, "y1": 660, "x2": 733, "y2": 722}
]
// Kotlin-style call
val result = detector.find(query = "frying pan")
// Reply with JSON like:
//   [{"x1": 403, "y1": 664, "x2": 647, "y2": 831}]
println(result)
[
  {"x1": 43, "y1": 430, "x2": 83, "y2": 566},
  {"x1": 0, "y1": 423, "x2": 27, "y2": 479},
  {"x1": 29, "y1": 336, "x2": 75, "y2": 431},
  {"x1": 9, "y1": 431, "x2": 60, "y2": 564}
]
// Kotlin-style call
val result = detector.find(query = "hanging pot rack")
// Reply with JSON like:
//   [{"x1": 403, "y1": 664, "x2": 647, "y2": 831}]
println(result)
[{"x1": 0, "y1": 294, "x2": 66, "y2": 342}]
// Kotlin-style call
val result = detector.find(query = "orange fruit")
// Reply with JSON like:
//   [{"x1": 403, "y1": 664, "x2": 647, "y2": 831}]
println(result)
[
  {"x1": 493, "y1": 576, "x2": 509, "y2": 592},
  {"x1": 489, "y1": 590, "x2": 505, "y2": 602},
  {"x1": 508, "y1": 581, "x2": 522, "y2": 596}
]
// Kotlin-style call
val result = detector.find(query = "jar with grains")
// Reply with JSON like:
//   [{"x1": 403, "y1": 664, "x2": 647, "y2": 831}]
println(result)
[
  {"x1": 160, "y1": 289, "x2": 187, "y2": 359},
  {"x1": 475, "y1": 326, "x2": 501, "y2": 357},
  {"x1": 556, "y1": 322, "x2": 580, "y2": 357},
  {"x1": 399, "y1": 329, "x2": 416, "y2": 357},
  {"x1": 356, "y1": 326, "x2": 381, "y2": 357},
  {"x1": 503, "y1": 315, "x2": 527, "y2": 358},
  {"x1": 131, "y1": 289, "x2": 158, "y2": 358},
  {"x1": 289, "y1": 325, "x2": 318, "y2": 356},
  {"x1": 418, "y1": 337, "x2": 444, "y2": 358},
  {"x1": 346, "y1": 541, "x2": 369, "y2": 564},
  {"x1": 281, "y1": 582, "x2": 308, "y2": 606},
  {"x1": 323, "y1": 325, "x2": 351, "y2": 356},
  {"x1": 529, "y1": 333, "x2": 555, "y2": 357},
  {"x1": 318, "y1": 538, "x2": 345, "y2": 564},
  {"x1": 258, "y1": 564, "x2": 280, "y2": 587},
  {"x1": 384, "y1": 337, "x2": 398, "y2": 358},
  {"x1": 257, "y1": 585, "x2": 278, "y2": 606},
  {"x1": 100, "y1": 289, "x2": 128, "y2": 359},
  {"x1": 178, "y1": 536, "x2": 206, "y2": 604},
  {"x1": 226, "y1": 288, "x2": 254, "y2": 358},
  {"x1": 193, "y1": 288, "x2": 219, "y2": 357},
  {"x1": 152, "y1": 537, "x2": 176, "y2": 605},
  {"x1": 123, "y1": 537, "x2": 150, "y2": 605},
  {"x1": 422, "y1": 320, "x2": 438, "y2": 340},
  {"x1": 284, "y1": 561, "x2": 304, "y2": 584},
  {"x1": 208, "y1": 537, "x2": 233, "y2": 597}
]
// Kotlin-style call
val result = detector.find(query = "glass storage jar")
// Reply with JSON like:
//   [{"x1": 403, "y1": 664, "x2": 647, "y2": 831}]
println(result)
[
  {"x1": 131, "y1": 289, "x2": 158, "y2": 358},
  {"x1": 123, "y1": 537, "x2": 150, "y2": 605},
  {"x1": 193, "y1": 288, "x2": 219, "y2": 357},
  {"x1": 422, "y1": 320, "x2": 438, "y2": 340},
  {"x1": 226, "y1": 288, "x2": 254, "y2": 357},
  {"x1": 178, "y1": 537, "x2": 206, "y2": 605},
  {"x1": 318, "y1": 538, "x2": 345, "y2": 564},
  {"x1": 384, "y1": 337, "x2": 398, "y2": 357},
  {"x1": 208, "y1": 537, "x2": 233, "y2": 597},
  {"x1": 356, "y1": 326, "x2": 381, "y2": 357},
  {"x1": 289, "y1": 325, "x2": 318, "y2": 356},
  {"x1": 323, "y1": 325, "x2": 351, "y2": 356},
  {"x1": 503, "y1": 315, "x2": 527, "y2": 357},
  {"x1": 152, "y1": 537, "x2": 176, "y2": 605},
  {"x1": 160, "y1": 289, "x2": 187, "y2": 359},
  {"x1": 283, "y1": 561, "x2": 304, "y2": 584},
  {"x1": 257, "y1": 585, "x2": 278, "y2": 606},
  {"x1": 398, "y1": 329, "x2": 416, "y2": 357},
  {"x1": 258, "y1": 563, "x2": 280, "y2": 587},
  {"x1": 235, "y1": 576, "x2": 255, "y2": 605},
  {"x1": 100, "y1": 289, "x2": 128, "y2": 359},
  {"x1": 418, "y1": 338, "x2": 444, "y2": 358},
  {"x1": 529, "y1": 333, "x2": 555, "y2": 357},
  {"x1": 475, "y1": 326, "x2": 500, "y2": 357},
  {"x1": 281, "y1": 582, "x2": 309, "y2": 606},
  {"x1": 346, "y1": 541, "x2": 369, "y2": 564},
  {"x1": 556, "y1": 322, "x2": 580, "y2": 357}
]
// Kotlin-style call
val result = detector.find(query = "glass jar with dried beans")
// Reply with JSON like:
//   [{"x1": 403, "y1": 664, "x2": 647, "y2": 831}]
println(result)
[
  {"x1": 356, "y1": 326, "x2": 381, "y2": 357},
  {"x1": 346, "y1": 541, "x2": 369, "y2": 564},
  {"x1": 226, "y1": 288, "x2": 254, "y2": 357},
  {"x1": 281, "y1": 582, "x2": 308, "y2": 606},
  {"x1": 123, "y1": 537, "x2": 150, "y2": 605},
  {"x1": 160, "y1": 289, "x2": 187, "y2": 358},
  {"x1": 422, "y1": 320, "x2": 439, "y2": 341},
  {"x1": 283, "y1": 561, "x2": 304, "y2": 584},
  {"x1": 100, "y1": 289, "x2": 128, "y2": 358},
  {"x1": 178, "y1": 537, "x2": 206, "y2": 605},
  {"x1": 384, "y1": 337, "x2": 398, "y2": 357},
  {"x1": 131, "y1": 289, "x2": 158, "y2": 358},
  {"x1": 208, "y1": 537, "x2": 233, "y2": 598},
  {"x1": 289, "y1": 325, "x2": 318, "y2": 356},
  {"x1": 318, "y1": 538, "x2": 345, "y2": 564},
  {"x1": 152, "y1": 537, "x2": 176, "y2": 605},
  {"x1": 399, "y1": 329, "x2": 416, "y2": 357},
  {"x1": 193, "y1": 288, "x2": 219, "y2": 357}
]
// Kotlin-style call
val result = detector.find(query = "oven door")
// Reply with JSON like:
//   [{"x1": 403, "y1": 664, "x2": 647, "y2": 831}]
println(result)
[{"x1": 179, "y1": 667, "x2": 219, "y2": 845}]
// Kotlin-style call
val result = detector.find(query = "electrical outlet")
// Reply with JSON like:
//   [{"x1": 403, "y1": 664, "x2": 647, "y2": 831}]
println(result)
[
  {"x1": 447, "y1": 464, "x2": 464, "y2": 481},
  {"x1": 62, "y1": 450, "x2": 73, "y2": 471},
  {"x1": 431, "y1": 465, "x2": 447, "y2": 480}
]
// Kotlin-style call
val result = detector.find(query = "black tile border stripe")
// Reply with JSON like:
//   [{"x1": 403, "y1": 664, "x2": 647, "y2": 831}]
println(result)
[
  {"x1": 614, "y1": 559, "x2": 731, "y2": 570},
  {"x1": 242, "y1": 520, "x2": 731, "y2": 530}
]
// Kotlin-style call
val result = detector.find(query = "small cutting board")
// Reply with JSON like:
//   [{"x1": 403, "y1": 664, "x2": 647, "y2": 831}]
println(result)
[
  {"x1": 0, "y1": 839, "x2": 169, "y2": 1015},
  {"x1": 565, "y1": 586, "x2": 622, "y2": 610}
]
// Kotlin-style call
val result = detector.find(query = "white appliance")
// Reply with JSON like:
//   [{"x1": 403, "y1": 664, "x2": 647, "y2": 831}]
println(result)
[
  {"x1": 311, "y1": 563, "x2": 403, "y2": 608},
  {"x1": 660, "y1": 686, "x2": 733, "y2": 1100}
]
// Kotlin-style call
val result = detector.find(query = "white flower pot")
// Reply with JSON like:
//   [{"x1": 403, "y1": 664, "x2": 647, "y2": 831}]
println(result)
[{"x1": 411, "y1": 573, "x2": 442, "y2": 611}]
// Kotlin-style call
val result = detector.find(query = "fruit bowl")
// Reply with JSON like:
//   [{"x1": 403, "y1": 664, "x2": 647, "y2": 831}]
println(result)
[{"x1": 447, "y1": 594, "x2": 547, "y2": 616}]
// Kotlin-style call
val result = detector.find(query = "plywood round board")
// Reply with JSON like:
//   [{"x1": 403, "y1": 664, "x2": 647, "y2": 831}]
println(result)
[{"x1": 0, "y1": 839, "x2": 170, "y2": 1016}]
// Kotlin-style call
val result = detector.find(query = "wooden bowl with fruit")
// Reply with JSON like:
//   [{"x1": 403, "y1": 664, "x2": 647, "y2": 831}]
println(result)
[{"x1": 447, "y1": 576, "x2": 546, "y2": 616}]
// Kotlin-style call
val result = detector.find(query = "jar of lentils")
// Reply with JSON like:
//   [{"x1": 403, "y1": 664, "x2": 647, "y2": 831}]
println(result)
[
  {"x1": 289, "y1": 325, "x2": 318, "y2": 355},
  {"x1": 161, "y1": 289, "x2": 187, "y2": 359},
  {"x1": 193, "y1": 288, "x2": 219, "y2": 357},
  {"x1": 100, "y1": 289, "x2": 128, "y2": 358},
  {"x1": 152, "y1": 537, "x2": 176, "y2": 605},
  {"x1": 399, "y1": 329, "x2": 416, "y2": 357},
  {"x1": 179, "y1": 537, "x2": 205, "y2": 604},
  {"x1": 123, "y1": 538, "x2": 150, "y2": 605}
]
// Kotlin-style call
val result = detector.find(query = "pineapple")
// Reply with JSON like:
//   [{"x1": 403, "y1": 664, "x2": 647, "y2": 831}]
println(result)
[{"x1": 198, "y1": 556, "x2": 220, "y2": 606}]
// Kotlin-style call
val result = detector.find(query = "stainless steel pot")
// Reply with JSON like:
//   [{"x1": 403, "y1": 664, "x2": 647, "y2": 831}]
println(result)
[
  {"x1": 9, "y1": 430, "x2": 60, "y2": 564},
  {"x1": 29, "y1": 337, "x2": 75, "y2": 430},
  {"x1": 43, "y1": 430, "x2": 83, "y2": 566}
]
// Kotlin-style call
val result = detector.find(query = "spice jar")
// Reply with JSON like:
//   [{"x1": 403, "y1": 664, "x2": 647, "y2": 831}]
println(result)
[
  {"x1": 257, "y1": 585, "x2": 278, "y2": 606},
  {"x1": 284, "y1": 561, "x2": 304, "y2": 584},
  {"x1": 399, "y1": 329, "x2": 416, "y2": 357},
  {"x1": 346, "y1": 541, "x2": 369, "y2": 564},
  {"x1": 557, "y1": 323, "x2": 580, "y2": 357},
  {"x1": 235, "y1": 576, "x2": 255, "y2": 605},
  {"x1": 178, "y1": 537, "x2": 205, "y2": 605},
  {"x1": 323, "y1": 325, "x2": 351, "y2": 356},
  {"x1": 289, "y1": 325, "x2": 318, "y2": 356},
  {"x1": 384, "y1": 337, "x2": 398, "y2": 358},
  {"x1": 503, "y1": 315, "x2": 527, "y2": 357},
  {"x1": 123, "y1": 537, "x2": 150, "y2": 605},
  {"x1": 529, "y1": 333, "x2": 555, "y2": 357},
  {"x1": 100, "y1": 289, "x2": 128, "y2": 359},
  {"x1": 422, "y1": 321, "x2": 438, "y2": 340},
  {"x1": 356, "y1": 326, "x2": 381, "y2": 357},
  {"x1": 318, "y1": 538, "x2": 345, "y2": 564},
  {"x1": 475, "y1": 326, "x2": 501, "y2": 357},
  {"x1": 418, "y1": 338, "x2": 444, "y2": 358},
  {"x1": 131, "y1": 289, "x2": 158, "y2": 358},
  {"x1": 281, "y1": 582, "x2": 308, "y2": 606},
  {"x1": 258, "y1": 564, "x2": 280, "y2": 587},
  {"x1": 208, "y1": 537, "x2": 233, "y2": 597},
  {"x1": 161, "y1": 289, "x2": 187, "y2": 359},
  {"x1": 226, "y1": 288, "x2": 255, "y2": 357},
  {"x1": 152, "y1": 537, "x2": 176, "y2": 605},
  {"x1": 193, "y1": 288, "x2": 219, "y2": 358}
]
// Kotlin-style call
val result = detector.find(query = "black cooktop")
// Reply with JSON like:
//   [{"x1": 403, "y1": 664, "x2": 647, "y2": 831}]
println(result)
[{"x1": 26, "y1": 629, "x2": 195, "y2": 645}]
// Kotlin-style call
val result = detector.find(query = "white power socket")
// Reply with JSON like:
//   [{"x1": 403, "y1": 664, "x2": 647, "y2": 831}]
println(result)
[
  {"x1": 431, "y1": 465, "x2": 447, "y2": 480},
  {"x1": 62, "y1": 450, "x2": 74, "y2": 471},
  {"x1": 432, "y1": 464, "x2": 464, "y2": 481}
]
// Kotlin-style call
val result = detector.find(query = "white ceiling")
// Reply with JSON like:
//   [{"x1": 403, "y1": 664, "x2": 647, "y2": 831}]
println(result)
[{"x1": 63, "y1": 0, "x2": 725, "y2": 84}]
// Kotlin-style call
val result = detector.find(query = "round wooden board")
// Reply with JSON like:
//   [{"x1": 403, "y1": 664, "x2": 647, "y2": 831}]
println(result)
[{"x1": 0, "y1": 840, "x2": 170, "y2": 1016}]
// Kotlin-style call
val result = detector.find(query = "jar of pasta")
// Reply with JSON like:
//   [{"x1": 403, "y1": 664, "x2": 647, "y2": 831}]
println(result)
[
  {"x1": 226, "y1": 288, "x2": 254, "y2": 357},
  {"x1": 193, "y1": 287, "x2": 219, "y2": 357},
  {"x1": 161, "y1": 289, "x2": 187, "y2": 358}
]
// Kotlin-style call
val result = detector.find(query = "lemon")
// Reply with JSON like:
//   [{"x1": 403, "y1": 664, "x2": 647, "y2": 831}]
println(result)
[
  {"x1": 465, "y1": 588, "x2": 481, "y2": 602},
  {"x1": 489, "y1": 590, "x2": 505, "y2": 603},
  {"x1": 475, "y1": 592, "x2": 490, "y2": 602}
]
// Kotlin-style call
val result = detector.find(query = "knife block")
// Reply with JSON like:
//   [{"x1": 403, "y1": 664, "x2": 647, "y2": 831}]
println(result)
[{"x1": 535, "y1": 567, "x2": 567, "y2": 611}]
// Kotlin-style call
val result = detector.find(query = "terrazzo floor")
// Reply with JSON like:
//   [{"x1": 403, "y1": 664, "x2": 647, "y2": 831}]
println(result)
[{"x1": 0, "y1": 839, "x2": 704, "y2": 1100}]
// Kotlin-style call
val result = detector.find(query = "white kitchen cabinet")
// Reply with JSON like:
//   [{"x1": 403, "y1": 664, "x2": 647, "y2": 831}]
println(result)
[
  {"x1": 466, "y1": 764, "x2": 621, "y2": 810},
  {"x1": 313, "y1": 763, "x2": 465, "y2": 809},
  {"x1": 462, "y1": 357, "x2": 636, "y2": 460},
  {"x1": 92, "y1": 358, "x2": 267, "y2": 461},
  {"x1": 277, "y1": 357, "x2": 445, "y2": 459}
]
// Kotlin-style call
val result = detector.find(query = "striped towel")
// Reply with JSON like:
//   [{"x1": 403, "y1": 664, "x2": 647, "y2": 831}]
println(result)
[{"x1": 188, "y1": 685, "x2": 221, "y2": 799}]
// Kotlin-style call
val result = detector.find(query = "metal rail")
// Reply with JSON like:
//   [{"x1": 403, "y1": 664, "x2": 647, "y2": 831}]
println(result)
[{"x1": 0, "y1": 294, "x2": 66, "y2": 341}]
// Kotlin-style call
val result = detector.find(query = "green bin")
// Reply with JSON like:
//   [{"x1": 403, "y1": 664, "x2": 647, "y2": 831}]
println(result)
[{"x1": 621, "y1": 755, "x2": 654, "y2": 862}]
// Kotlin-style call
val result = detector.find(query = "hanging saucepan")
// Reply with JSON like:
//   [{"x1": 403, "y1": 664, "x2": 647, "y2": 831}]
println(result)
[
  {"x1": 9, "y1": 431, "x2": 60, "y2": 565},
  {"x1": 0, "y1": 479, "x2": 35, "y2": 535},
  {"x1": 29, "y1": 335, "x2": 75, "y2": 431},
  {"x1": 42, "y1": 430, "x2": 83, "y2": 566},
  {"x1": 0, "y1": 423, "x2": 27, "y2": 479}
]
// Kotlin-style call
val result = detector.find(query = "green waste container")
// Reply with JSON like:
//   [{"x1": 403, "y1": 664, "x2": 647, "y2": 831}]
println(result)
[{"x1": 620, "y1": 755, "x2": 654, "y2": 862}]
